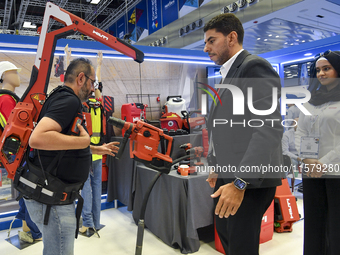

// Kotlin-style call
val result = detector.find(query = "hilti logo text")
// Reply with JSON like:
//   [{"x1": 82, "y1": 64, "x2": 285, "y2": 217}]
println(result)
[
  {"x1": 93, "y1": 30, "x2": 108, "y2": 40},
  {"x1": 144, "y1": 145, "x2": 152, "y2": 151},
  {"x1": 133, "y1": 117, "x2": 140, "y2": 122},
  {"x1": 286, "y1": 198, "x2": 294, "y2": 219}
]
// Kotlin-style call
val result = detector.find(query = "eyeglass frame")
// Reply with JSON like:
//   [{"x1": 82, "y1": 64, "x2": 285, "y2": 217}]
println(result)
[{"x1": 84, "y1": 74, "x2": 95, "y2": 86}]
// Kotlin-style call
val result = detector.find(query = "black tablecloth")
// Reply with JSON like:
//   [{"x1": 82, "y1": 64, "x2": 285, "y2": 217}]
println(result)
[
  {"x1": 132, "y1": 165, "x2": 214, "y2": 254},
  {"x1": 106, "y1": 136, "x2": 136, "y2": 210},
  {"x1": 106, "y1": 133, "x2": 213, "y2": 253},
  {"x1": 106, "y1": 134, "x2": 203, "y2": 209}
]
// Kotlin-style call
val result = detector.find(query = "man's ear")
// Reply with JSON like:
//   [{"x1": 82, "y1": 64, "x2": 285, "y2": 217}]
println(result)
[
  {"x1": 228, "y1": 31, "x2": 238, "y2": 46},
  {"x1": 77, "y1": 72, "x2": 86, "y2": 87}
]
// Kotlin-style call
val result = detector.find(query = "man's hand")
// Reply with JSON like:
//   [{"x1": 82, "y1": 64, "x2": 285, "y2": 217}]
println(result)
[
  {"x1": 206, "y1": 172, "x2": 218, "y2": 188},
  {"x1": 78, "y1": 124, "x2": 91, "y2": 147},
  {"x1": 90, "y1": 141, "x2": 120, "y2": 157},
  {"x1": 211, "y1": 183, "x2": 245, "y2": 218},
  {"x1": 303, "y1": 158, "x2": 326, "y2": 178}
]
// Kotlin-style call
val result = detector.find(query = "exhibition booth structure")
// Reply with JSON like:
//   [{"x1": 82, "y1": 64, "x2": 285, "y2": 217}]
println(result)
[{"x1": 0, "y1": 26, "x2": 340, "y2": 253}]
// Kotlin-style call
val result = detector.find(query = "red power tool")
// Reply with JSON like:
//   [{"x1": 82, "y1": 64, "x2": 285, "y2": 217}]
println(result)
[{"x1": 108, "y1": 117, "x2": 174, "y2": 174}]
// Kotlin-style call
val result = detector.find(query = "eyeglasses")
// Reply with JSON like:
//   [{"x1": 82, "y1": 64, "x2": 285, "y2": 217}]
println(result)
[
  {"x1": 84, "y1": 74, "x2": 95, "y2": 86},
  {"x1": 314, "y1": 50, "x2": 340, "y2": 60}
]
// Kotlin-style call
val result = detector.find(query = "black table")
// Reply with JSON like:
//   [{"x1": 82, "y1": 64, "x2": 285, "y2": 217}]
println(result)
[
  {"x1": 106, "y1": 133, "x2": 203, "y2": 209},
  {"x1": 132, "y1": 164, "x2": 214, "y2": 254},
  {"x1": 106, "y1": 134, "x2": 214, "y2": 253}
]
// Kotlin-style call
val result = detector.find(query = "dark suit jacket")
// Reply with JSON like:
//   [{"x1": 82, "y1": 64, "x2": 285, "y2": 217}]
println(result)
[{"x1": 207, "y1": 50, "x2": 284, "y2": 188}]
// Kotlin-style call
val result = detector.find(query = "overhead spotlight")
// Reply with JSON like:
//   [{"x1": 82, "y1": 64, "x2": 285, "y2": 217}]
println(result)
[
  {"x1": 228, "y1": 3, "x2": 238, "y2": 12},
  {"x1": 237, "y1": 0, "x2": 247, "y2": 8},
  {"x1": 156, "y1": 40, "x2": 161, "y2": 46},
  {"x1": 221, "y1": 6, "x2": 229, "y2": 13},
  {"x1": 196, "y1": 19, "x2": 203, "y2": 27},
  {"x1": 179, "y1": 28, "x2": 184, "y2": 36},
  {"x1": 179, "y1": 19, "x2": 204, "y2": 37}
]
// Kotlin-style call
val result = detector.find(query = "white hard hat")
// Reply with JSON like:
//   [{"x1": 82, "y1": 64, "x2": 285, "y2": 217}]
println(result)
[{"x1": 0, "y1": 61, "x2": 21, "y2": 79}]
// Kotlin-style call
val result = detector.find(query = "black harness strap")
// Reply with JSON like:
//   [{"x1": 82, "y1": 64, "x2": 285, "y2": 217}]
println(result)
[
  {"x1": 74, "y1": 192, "x2": 83, "y2": 238},
  {"x1": 44, "y1": 205, "x2": 51, "y2": 226}
]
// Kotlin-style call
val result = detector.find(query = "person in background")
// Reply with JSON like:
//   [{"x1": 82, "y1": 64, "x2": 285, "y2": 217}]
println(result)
[
  {"x1": 80, "y1": 51, "x2": 118, "y2": 235},
  {"x1": 285, "y1": 100, "x2": 300, "y2": 131},
  {"x1": 295, "y1": 50, "x2": 340, "y2": 255},
  {"x1": 282, "y1": 118, "x2": 301, "y2": 172},
  {"x1": 204, "y1": 13, "x2": 283, "y2": 255},
  {"x1": 0, "y1": 61, "x2": 42, "y2": 243}
]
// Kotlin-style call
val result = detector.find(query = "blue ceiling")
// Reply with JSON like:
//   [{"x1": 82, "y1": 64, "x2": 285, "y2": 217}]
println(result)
[{"x1": 243, "y1": 18, "x2": 339, "y2": 55}]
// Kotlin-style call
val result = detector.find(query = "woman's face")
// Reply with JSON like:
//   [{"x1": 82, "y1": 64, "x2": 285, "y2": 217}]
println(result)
[{"x1": 316, "y1": 59, "x2": 339, "y2": 90}]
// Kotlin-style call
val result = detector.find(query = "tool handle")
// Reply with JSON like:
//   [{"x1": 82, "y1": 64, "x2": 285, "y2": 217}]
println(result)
[{"x1": 116, "y1": 126, "x2": 132, "y2": 160}]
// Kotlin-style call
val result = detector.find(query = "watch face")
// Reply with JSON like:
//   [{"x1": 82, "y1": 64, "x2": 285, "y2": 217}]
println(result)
[{"x1": 234, "y1": 179, "x2": 246, "y2": 189}]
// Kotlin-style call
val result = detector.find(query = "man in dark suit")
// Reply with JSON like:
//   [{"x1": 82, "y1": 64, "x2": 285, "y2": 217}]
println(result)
[{"x1": 204, "y1": 14, "x2": 284, "y2": 255}]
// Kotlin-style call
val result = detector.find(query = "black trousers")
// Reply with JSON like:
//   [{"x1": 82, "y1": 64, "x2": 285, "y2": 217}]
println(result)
[
  {"x1": 214, "y1": 178, "x2": 276, "y2": 255},
  {"x1": 303, "y1": 177, "x2": 340, "y2": 255}
]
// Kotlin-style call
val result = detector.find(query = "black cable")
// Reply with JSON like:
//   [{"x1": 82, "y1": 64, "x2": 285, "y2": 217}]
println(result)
[{"x1": 135, "y1": 172, "x2": 162, "y2": 255}]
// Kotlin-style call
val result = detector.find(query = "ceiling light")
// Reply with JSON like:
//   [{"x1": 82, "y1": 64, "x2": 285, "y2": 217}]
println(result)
[
  {"x1": 281, "y1": 57, "x2": 314, "y2": 65},
  {"x1": 196, "y1": 19, "x2": 203, "y2": 27},
  {"x1": 276, "y1": 35, "x2": 279, "y2": 38},
  {"x1": 257, "y1": 38, "x2": 261, "y2": 40},
  {"x1": 268, "y1": 34, "x2": 272, "y2": 37},
  {"x1": 237, "y1": 0, "x2": 247, "y2": 8},
  {"x1": 90, "y1": 0, "x2": 100, "y2": 4},
  {"x1": 304, "y1": 53, "x2": 312, "y2": 56},
  {"x1": 302, "y1": 40, "x2": 305, "y2": 42},
  {"x1": 290, "y1": 43, "x2": 294, "y2": 45},
  {"x1": 23, "y1": 21, "x2": 36, "y2": 29},
  {"x1": 228, "y1": 3, "x2": 238, "y2": 12},
  {"x1": 284, "y1": 42, "x2": 288, "y2": 44},
  {"x1": 222, "y1": 6, "x2": 229, "y2": 13},
  {"x1": 179, "y1": 28, "x2": 184, "y2": 36},
  {"x1": 264, "y1": 39, "x2": 268, "y2": 41},
  {"x1": 296, "y1": 39, "x2": 299, "y2": 41}
]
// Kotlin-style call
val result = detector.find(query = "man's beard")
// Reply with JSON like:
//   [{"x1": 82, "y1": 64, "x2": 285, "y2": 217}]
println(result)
[{"x1": 79, "y1": 83, "x2": 90, "y2": 102}]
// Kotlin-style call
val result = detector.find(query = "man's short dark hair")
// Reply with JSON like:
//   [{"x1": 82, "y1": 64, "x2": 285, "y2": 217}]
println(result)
[
  {"x1": 204, "y1": 13, "x2": 244, "y2": 45},
  {"x1": 64, "y1": 57, "x2": 93, "y2": 83}
]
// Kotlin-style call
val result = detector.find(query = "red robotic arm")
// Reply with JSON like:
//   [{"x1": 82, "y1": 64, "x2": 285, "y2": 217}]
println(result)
[{"x1": 0, "y1": 2, "x2": 144, "y2": 179}]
